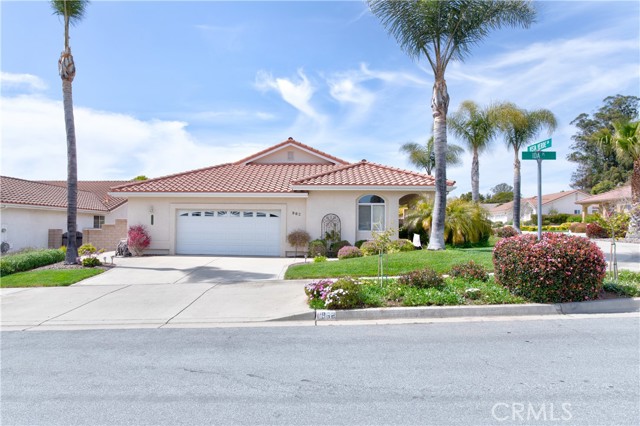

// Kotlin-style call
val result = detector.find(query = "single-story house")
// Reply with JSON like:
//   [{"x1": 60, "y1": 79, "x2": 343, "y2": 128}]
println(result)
[
  {"x1": 485, "y1": 189, "x2": 591, "y2": 223},
  {"x1": 110, "y1": 138, "x2": 455, "y2": 256},
  {"x1": 576, "y1": 185, "x2": 632, "y2": 220},
  {"x1": 0, "y1": 176, "x2": 128, "y2": 252}
]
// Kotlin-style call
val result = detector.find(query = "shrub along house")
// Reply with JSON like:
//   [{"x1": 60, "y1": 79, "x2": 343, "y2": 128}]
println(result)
[{"x1": 110, "y1": 138, "x2": 455, "y2": 256}]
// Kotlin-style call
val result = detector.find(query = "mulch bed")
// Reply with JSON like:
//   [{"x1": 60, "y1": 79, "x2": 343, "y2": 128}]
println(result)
[{"x1": 33, "y1": 261, "x2": 117, "y2": 272}]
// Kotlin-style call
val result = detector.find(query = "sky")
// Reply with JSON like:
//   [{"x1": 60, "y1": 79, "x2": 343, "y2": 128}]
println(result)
[{"x1": 1, "y1": 0, "x2": 639, "y2": 198}]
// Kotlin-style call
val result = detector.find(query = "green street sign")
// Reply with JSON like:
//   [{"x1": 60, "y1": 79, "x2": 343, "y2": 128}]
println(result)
[
  {"x1": 527, "y1": 138, "x2": 552, "y2": 152},
  {"x1": 522, "y1": 151, "x2": 556, "y2": 160}
]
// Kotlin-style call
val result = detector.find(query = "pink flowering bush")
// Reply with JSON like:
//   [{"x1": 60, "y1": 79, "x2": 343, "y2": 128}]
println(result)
[
  {"x1": 324, "y1": 277, "x2": 363, "y2": 309},
  {"x1": 304, "y1": 279, "x2": 333, "y2": 302},
  {"x1": 127, "y1": 225, "x2": 151, "y2": 256},
  {"x1": 449, "y1": 260, "x2": 489, "y2": 282},
  {"x1": 495, "y1": 226, "x2": 519, "y2": 238},
  {"x1": 337, "y1": 245, "x2": 363, "y2": 259},
  {"x1": 493, "y1": 233, "x2": 606, "y2": 303}
]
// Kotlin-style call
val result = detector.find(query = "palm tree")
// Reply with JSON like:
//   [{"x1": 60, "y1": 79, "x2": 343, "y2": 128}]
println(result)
[
  {"x1": 493, "y1": 103, "x2": 557, "y2": 231},
  {"x1": 51, "y1": 0, "x2": 88, "y2": 264},
  {"x1": 367, "y1": 0, "x2": 536, "y2": 250},
  {"x1": 449, "y1": 100, "x2": 499, "y2": 202},
  {"x1": 400, "y1": 136, "x2": 464, "y2": 175},
  {"x1": 610, "y1": 120, "x2": 639, "y2": 238},
  {"x1": 405, "y1": 197, "x2": 492, "y2": 246}
]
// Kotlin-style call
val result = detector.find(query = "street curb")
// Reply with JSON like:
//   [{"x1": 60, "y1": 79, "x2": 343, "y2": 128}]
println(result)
[{"x1": 275, "y1": 297, "x2": 640, "y2": 322}]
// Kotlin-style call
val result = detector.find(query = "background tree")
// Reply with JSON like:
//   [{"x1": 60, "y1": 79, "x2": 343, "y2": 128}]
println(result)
[
  {"x1": 449, "y1": 100, "x2": 499, "y2": 202},
  {"x1": 485, "y1": 183, "x2": 514, "y2": 203},
  {"x1": 51, "y1": 0, "x2": 88, "y2": 264},
  {"x1": 568, "y1": 95, "x2": 639, "y2": 191},
  {"x1": 494, "y1": 103, "x2": 557, "y2": 231},
  {"x1": 400, "y1": 136, "x2": 464, "y2": 175},
  {"x1": 368, "y1": 0, "x2": 536, "y2": 250},
  {"x1": 606, "y1": 120, "x2": 639, "y2": 238}
]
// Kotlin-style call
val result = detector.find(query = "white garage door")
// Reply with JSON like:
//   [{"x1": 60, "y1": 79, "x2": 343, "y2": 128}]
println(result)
[{"x1": 176, "y1": 209, "x2": 281, "y2": 256}]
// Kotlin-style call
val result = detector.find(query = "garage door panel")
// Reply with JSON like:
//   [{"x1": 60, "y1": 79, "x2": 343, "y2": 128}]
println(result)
[{"x1": 176, "y1": 210, "x2": 280, "y2": 256}]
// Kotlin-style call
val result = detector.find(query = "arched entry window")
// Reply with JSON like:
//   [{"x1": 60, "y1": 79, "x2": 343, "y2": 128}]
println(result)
[{"x1": 358, "y1": 195, "x2": 385, "y2": 231}]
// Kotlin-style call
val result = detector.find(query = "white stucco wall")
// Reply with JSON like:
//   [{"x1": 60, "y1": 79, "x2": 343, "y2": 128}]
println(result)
[
  {"x1": 0, "y1": 206, "x2": 97, "y2": 252},
  {"x1": 538, "y1": 192, "x2": 588, "y2": 216},
  {"x1": 251, "y1": 146, "x2": 333, "y2": 164},
  {"x1": 125, "y1": 190, "x2": 426, "y2": 256}
]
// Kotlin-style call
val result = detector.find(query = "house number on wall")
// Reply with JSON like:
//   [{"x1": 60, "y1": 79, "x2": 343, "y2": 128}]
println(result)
[{"x1": 292, "y1": 211, "x2": 302, "y2": 216}]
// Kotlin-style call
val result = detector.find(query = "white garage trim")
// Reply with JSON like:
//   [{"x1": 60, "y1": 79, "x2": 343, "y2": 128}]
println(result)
[{"x1": 176, "y1": 209, "x2": 281, "y2": 256}]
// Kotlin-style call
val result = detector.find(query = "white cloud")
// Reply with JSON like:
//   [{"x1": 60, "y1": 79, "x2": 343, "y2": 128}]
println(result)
[
  {"x1": 254, "y1": 69, "x2": 325, "y2": 123},
  {"x1": 0, "y1": 72, "x2": 47, "y2": 91},
  {"x1": 0, "y1": 94, "x2": 260, "y2": 180}
]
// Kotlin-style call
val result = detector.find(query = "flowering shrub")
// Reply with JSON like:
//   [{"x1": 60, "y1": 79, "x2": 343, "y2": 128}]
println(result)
[
  {"x1": 337, "y1": 245, "x2": 363, "y2": 259},
  {"x1": 569, "y1": 222, "x2": 587, "y2": 233},
  {"x1": 127, "y1": 225, "x2": 151, "y2": 256},
  {"x1": 392, "y1": 239, "x2": 415, "y2": 252},
  {"x1": 449, "y1": 260, "x2": 489, "y2": 282},
  {"x1": 586, "y1": 222, "x2": 608, "y2": 239},
  {"x1": 495, "y1": 226, "x2": 518, "y2": 238},
  {"x1": 304, "y1": 279, "x2": 334, "y2": 302},
  {"x1": 308, "y1": 240, "x2": 327, "y2": 257},
  {"x1": 493, "y1": 233, "x2": 606, "y2": 303},
  {"x1": 360, "y1": 241, "x2": 379, "y2": 256},
  {"x1": 324, "y1": 277, "x2": 363, "y2": 309},
  {"x1": 397, "y1": 268, "x2": 444, "y2": 290},
  {"x1": 330, "y1": 240, "x2": 352, "y2": 254}
]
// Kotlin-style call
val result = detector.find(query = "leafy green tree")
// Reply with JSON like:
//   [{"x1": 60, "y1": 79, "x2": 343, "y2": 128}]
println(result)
[
  {"x1": 449, "y1": 100, "x2": 499, "y2": 202},
  {"x1": 591, "y1": 180, "x2": 616, "y2": 195},
  {"x1": 400, "y1": 136, "x2": 464, "y2": 175},
  {"x1": 51, "y1": 0, "x2": 88, "y2": 264},
  {"x1": 484, "y1": 182, "x2": 514, "y2": 203},
  {"x1": 405, "y1": 197, "x2": 492, "y2": 246},
  {"x1": 458, "y1": 192, "x2": 485, "y2": 202},
  {"x1": 367, "y1": 0, "x2": 536, "y2": 250},
  {"x1": 493, "y1": 103, "x2": 557, "y2": 231},
  {"x1": 132, "y1": 175, "x2": 149, "y2": 181},
  {"x1": 606, "y1": 120, "x2": 640, "y2": 238},
  {"x1": 568, "y1": 95, "x2": 639, "y2": 191}
]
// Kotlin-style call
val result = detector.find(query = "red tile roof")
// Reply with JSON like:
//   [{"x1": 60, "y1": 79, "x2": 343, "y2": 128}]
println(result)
[
  {"x1": 235, "y1": 138, "x2": 349, "y2": 165},
  {"x1": 576, "y1": 186, "x2": 631, "y2": 204},
  {"x1": 39, "y1": 180, "x2": 128, "y2": 210},
  {"x1": 111, "y1": 142, "x2": 449, "y2": 194},
  {"x1": 1, "y1": 176, "x2": 126, "y2": 212},
  {"x1": 292, "y1": 160, "x2": 453, "y2": 187}
]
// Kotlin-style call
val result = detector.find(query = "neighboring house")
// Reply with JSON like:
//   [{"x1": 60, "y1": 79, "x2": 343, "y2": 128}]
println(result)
[
  {"x1": 110, "y1": 138, "x2": 455, "y2": 256},
  {"x1": 485, "y1": 200, "x2": 535, "y2": 224},
  {"x1": 576, "y1": 186, "x2": 632, "y2": 220},
  {"x1": 485, "y1": 190, "x2": 591, "y2": 224},
  {"x1": 0, "y1": 177, "x2": 128, "y2": 252}
]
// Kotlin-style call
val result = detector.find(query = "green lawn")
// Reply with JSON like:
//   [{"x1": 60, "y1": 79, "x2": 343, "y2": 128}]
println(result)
[
  {"x1": 285, "y1": 247, "x2": 494, "y2": 279},
  {"x1": 0, "y1": 268, "x2": 104, "y2": 288}
]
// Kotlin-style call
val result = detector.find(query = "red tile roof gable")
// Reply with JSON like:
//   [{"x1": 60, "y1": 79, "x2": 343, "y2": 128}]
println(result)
[{"x1": 234, "y1": 138, "x2": 349, "y2": 165}]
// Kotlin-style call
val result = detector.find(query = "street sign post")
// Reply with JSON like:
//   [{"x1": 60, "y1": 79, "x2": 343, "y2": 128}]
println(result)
[
  {"x1": 527, "y1": 138, "x2": 552, "y2": 152},
  {"x1": 523, "y1": 139, "x2": 556, "y2": 240},
  {"x1": 522, "y1": 151, "x2": 556, "y2": 160}
]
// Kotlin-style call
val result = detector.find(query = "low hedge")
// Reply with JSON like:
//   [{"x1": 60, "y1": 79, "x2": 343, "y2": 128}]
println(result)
[
  {"x1": 493, "y1": 233, "x2": 606, "y2": 303},
  {"x1": 0, "y1": 249, "x2": 66, "y2": 276}
]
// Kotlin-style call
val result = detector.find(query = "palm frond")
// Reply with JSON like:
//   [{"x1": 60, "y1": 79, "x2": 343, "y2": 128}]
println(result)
[{"x1": 51, "y1": 0, "x2": 88, "y2": 24}]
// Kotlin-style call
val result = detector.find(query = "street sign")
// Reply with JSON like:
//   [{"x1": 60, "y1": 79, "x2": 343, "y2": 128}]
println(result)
[
  {"x1": 527, "y1": 138, "x2": 552, "y2": 152},
  {"x1": 522, "y1": 151, "x2": 556, "y2": 160}
]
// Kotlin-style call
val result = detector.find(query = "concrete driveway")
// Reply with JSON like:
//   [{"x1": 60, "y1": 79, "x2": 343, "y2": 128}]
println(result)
[{"x1": 1, "y1": 256, "x2": 313, "y2": 331}]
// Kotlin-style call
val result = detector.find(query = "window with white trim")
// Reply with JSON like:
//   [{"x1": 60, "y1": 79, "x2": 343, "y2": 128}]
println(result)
[
  {"x1": 358, "y1": 195, "x2": 385, "y2": 231},
  {"x1": 93, "y1": 215, "x2": 105, "y2": 229}
]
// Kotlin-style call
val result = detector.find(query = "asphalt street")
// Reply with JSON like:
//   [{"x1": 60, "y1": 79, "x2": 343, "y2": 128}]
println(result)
[{"x1": 2, "y1": 315, "x2": 639, "y2": 426}]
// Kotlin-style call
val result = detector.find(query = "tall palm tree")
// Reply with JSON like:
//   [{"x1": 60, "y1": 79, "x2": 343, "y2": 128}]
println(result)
[
  {"x1": 51, "y1": 0, "x2": 88, "y2": 264},
  {"x1": 367, "y1": 0, "x2": 536, "y2": 250},
  {"x1": 493, "y1": 103, "x2": 557, "y2": 231},
  {"x1": 610, "y1": 120, "x2": 639, "y2": 238},
  {"x1": 400, "y1": 136, "x2": 464, "y2": 175},
  {"x1": 449, "y1": 100, "x2": 499, "y2": 202}
]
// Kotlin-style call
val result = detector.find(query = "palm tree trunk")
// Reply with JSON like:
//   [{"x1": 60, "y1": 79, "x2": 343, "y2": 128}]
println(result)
[
  {"x1": 626, "y1": 159, "x2": 640, "y2": 240},
  {"x1": 60, "y1": 47, "x2": 78, "y2": 264},
  {"x1": 471, "y1": 147, "x2": 480, "y2": 203},
  {"x1": 428, "y1": 78, "x2": 449, "y2": 250},
  {"x1": 512, "y1": 151, "x2": 521, "y2": 231}
]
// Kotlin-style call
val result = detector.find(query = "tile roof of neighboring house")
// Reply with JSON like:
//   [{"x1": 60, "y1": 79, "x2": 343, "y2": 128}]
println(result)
[
  {"x1": 485, "y1": 200, "x2": 534, "y2": 214},
  {"x1": 111, "y1": 140, "x2": 449, "y2": 194},
  {"x1": 39, "y1": 180, "x2": 128, "y2": 210},
  {"x1": 527, "y1": 189, "x2": 589, "y2": 205},
  {"x1": 235, "y1": 138, "x2": 349, "y2": 165},
  {"x1": 0, "y1": 176, "x2": 125, "y2": 212},
  {"x1": 576, "y1": 186, "x2": 631, "y2": 204}
]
